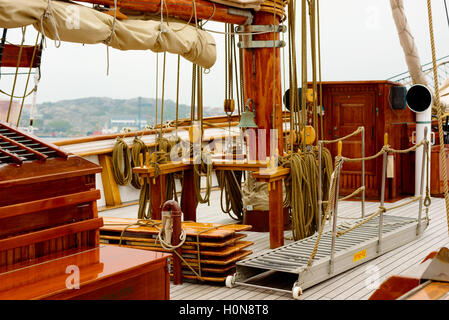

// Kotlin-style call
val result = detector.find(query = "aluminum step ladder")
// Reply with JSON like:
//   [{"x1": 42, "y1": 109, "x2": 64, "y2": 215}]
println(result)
[{"x1": 226, "y1": 133, "x2": 431, "y2": 299}]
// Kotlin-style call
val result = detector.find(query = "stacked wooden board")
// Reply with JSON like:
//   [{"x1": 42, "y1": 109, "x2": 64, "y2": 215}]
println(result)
[{"x1": 100, "y1": 217, "x2": 253, "y2": 283}]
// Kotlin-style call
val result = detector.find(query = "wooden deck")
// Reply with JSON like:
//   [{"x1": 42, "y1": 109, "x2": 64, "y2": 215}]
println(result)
[{"x1": 100, "y1": 191, "x2": 449, "y2": 300}]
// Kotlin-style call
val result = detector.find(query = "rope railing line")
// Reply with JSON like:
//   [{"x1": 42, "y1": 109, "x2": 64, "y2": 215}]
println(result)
[
  {"x1": 321, "y1": 186, "x2": 365, "y2": 204},
  {"x1": 339, "y1": 186, "x2": 365, "y2": 202},
  {"x1": 339, "y1": 140, "x2": 428, "y2": 163},
  {"x1": 336, "y1": 196, "x2": 422, "y2": 238},
  {"x1": 386, "y1": 140, "x2": 428, "y2": 154},
  {"x1": 296, "y1": 160, "x2": 342, "y2": 285},
  {"x1": 320, "y1": 126, "x2": 364, "y2": 145}
]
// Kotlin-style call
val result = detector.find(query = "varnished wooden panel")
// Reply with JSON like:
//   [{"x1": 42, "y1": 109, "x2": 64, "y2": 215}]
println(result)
[{"x1": 0, "y1": 245, "x2": 171, "y2": 300}]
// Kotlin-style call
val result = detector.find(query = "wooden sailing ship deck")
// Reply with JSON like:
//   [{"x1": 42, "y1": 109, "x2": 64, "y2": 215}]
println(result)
[{"x1": 100, "y1": 191, "x2": 449, "y2": 300}]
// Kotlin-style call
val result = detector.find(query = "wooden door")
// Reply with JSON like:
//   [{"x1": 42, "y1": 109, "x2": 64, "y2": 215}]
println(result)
[{"x1": 330, "y1": 93, "x2": 377, "y2": 196}]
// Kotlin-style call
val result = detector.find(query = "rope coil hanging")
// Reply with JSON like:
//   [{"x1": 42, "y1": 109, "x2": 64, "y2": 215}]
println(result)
[
  {"x1": 112, "y1": 137, "x2": 132, "y2": 186},
  {"x1": 131, "y1": 136, "x2": 147, "y2": 189}
]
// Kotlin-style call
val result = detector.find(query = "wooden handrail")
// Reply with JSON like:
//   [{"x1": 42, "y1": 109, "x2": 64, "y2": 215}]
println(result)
[
  {"x1": 53, "y1": 118, "x2": 240, "y2": 147},
  {"x1": 0, "y1": 190, "x2": 101, "y2": 219}
]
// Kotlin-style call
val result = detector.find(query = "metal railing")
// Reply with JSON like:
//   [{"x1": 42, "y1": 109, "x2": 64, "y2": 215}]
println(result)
[
  {"x1": 326, "y1": 129, "x2": 429, "y2": 274},
  {"x1": 317, "y1": 126, "x2": 366, "y2": 229}
]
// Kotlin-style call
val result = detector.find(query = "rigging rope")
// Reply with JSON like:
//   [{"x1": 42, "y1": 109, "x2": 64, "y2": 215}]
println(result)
[
  {"x1": 17, "y1": 32, "x2": 41, "y2": 126},
  {"x1": 427, "y1": 0, "x2": 449, "y2": 236},
  {"x1": 6, "y1": 27, "x2": 26, "y2": 123}
]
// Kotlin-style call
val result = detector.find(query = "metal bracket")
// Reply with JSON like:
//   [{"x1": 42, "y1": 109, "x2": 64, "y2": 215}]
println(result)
[
  {"x1": 236, "y1": 24, "x2": 287, "y2": 49},
  {"x1": 238, "y1": 40, "x2": 286, "y2": 49},
  {"x1": 228, "y1": 8, "x2": 253, "y2": 25},
  {"x1": 235, "y1": 24, "x2": 287, "y2": 33}
]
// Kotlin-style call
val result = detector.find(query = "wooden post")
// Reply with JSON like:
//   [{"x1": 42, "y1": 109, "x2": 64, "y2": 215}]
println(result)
[
  {"x1": 162, "y1": 200, "x2": 183, "y2": 285},
  {"x1": 98, "y1": 154, "x2": 122, "y2": 207},
  {"x1": 243, "y1": 12, "x2": 284, "y2": 248},
  {"x1": 181, "y1": 169, "x2": 198, "y2": 222},
  {"x1": 151, "y1": 175, "x2": 166, "y2": 220},
  {"x1": 242, "y1": 12, "x2": 284, "y2": 154},
  {"x1": 268, "y1": 180, "x2": 284, "y2": 248}
]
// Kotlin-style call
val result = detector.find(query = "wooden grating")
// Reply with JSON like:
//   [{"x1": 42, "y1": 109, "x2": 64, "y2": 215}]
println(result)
[{"x1": 0, "y1": 122, "x2": 68, "y2": 165}]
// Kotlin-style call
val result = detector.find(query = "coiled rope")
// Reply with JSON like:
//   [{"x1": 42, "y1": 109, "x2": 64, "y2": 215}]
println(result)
[
  {"x1": 112, "y1": 137, "x2": 132, "y2": 185},
  {"x1": 281, "y1": 150, "x2": 323, "y2": 240},
  {"x1": 217, "y1": 170, "x2": 243, "y2": 220},
  {"x1": 131, "y1": 136, "x2": 147, "y2": 189}
]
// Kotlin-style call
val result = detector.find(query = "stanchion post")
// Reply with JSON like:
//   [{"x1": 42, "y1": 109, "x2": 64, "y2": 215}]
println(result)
[
  {"x1": 162, "y1": 200, "x2": 183, "y2": 285},
  {"x1": 378, "y1": 133, "x2": 388, "y2": 254},
  {"x1": 361, "y1": 126, "x2": 366, "y2": 218},
  {"x1": 330, "y1": 141, "x2": 342, "y2": 275}
]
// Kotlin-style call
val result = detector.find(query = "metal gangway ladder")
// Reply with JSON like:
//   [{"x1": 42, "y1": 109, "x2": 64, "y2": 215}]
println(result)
[{"x1": 226, "y1": 128, "x2": 431, "y2": 299}]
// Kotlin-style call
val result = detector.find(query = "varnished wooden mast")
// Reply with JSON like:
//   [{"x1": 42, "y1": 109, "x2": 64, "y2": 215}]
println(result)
[
  {"x1": 242, "y1": 11, "x2": 285, "y2": 248},
  {"x1": 76, "y1": 0, "x2": 251, "y2": 25},
  {"x1": 243, "y1": 12, "x2": 284, "y2": 158}
]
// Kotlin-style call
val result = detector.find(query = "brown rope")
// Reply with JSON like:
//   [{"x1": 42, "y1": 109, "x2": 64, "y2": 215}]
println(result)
[{"x1": 427, "y1": 0, "x2": 449, "y2": 236}]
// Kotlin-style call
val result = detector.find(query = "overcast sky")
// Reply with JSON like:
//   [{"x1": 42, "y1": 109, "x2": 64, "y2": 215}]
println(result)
[{"x1": 1, "y1": 0, "x2": 449, "y2": 110}]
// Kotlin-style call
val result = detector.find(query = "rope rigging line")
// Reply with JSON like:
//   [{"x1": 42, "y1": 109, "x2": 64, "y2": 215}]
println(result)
[
  {"x1": 6, "y1": 27, "x2": 26, "y2": 123},
  {"x1": 427, "y1": 0, "x2": 449, "y2": 236},
  {"x1": 17, "y1": 32, "x2": 42, "y2": 126}
]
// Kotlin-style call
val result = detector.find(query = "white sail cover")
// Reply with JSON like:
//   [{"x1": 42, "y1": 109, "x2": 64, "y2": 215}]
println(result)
[{"x1": 0, "y1": 0, "x2": 216, "y2": 68}]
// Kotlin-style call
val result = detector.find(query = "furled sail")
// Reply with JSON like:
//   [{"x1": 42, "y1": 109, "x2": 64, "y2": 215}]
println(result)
[
  {"x1": 0, "y1": 0, "x2": 216, "y2": 68},
  {"x1": 390, "y1": 0, "x2": 428, "y2": 86}
]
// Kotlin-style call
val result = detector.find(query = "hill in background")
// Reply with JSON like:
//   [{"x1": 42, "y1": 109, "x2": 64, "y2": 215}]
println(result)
[{"x1": 20, "y1": 97, "x2": 224, "y2": 137}]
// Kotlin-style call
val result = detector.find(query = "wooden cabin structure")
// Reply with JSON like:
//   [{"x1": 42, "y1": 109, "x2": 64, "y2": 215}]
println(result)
[
  {"x1": 319, "y1": 81, "x2": 415, "y2": 200},
  {"x1": 0, "y1": 121, "x2": 171, "y2": 299}
]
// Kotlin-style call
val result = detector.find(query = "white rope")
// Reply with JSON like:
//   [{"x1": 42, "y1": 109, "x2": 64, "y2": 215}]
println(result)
[
  {"x1": 40, "y1": 0, "x2": 61, "y2": 48},
  {"x1": 104, "y1": 0, "x2": 118, "y2": 75},
  {"x1": 157, "y1": 227, "x2": 187, "y2": 250}
]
